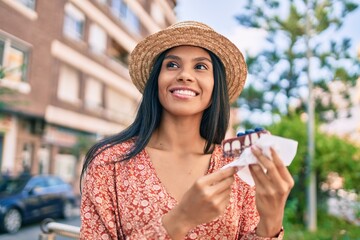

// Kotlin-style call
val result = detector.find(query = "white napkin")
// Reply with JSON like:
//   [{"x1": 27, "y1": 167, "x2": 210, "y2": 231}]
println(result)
[{"x1": 222, "y1": 134, "x2": 298, "y2": 186}]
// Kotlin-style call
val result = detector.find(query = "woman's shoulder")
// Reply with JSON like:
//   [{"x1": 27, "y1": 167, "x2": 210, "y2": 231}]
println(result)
[{"x1": 91, "y1": 138, "x2": 136, "y2": 165}]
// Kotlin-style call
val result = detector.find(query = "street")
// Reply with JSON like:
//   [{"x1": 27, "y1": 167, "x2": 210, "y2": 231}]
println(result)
[{"x1": 0, "y1": 215, "x2": 81, "y2": 240}]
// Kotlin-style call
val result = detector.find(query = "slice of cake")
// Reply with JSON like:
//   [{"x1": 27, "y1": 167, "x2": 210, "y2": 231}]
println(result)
[{"x1": 222, "y1": 127, "x2": 268, "y2": 157}]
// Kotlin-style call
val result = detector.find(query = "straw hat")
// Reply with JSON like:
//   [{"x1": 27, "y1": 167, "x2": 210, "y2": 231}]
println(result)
[{"x1": 129, "y1": 21, "x2": 247, "y2": 103}]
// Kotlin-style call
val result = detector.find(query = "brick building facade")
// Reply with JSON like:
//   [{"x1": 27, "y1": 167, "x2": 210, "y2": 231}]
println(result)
[{"x1": 0, "y1": 0, "x2": 176, "y2": 192}]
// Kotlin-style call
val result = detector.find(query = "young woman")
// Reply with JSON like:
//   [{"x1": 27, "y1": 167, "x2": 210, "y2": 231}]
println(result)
[{"x1": 80, "y1": 21, "x2": 294, "y2": 239}]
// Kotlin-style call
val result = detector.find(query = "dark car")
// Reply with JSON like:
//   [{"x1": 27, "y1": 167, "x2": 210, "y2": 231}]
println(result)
[{"x1": 0, "y1": 174, "x2": 77, "y2": 233}]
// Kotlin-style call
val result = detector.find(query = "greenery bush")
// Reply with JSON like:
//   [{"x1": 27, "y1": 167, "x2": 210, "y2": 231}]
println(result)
[{"x1": 267, "y1": 114, "x2": 360, "y2": 239}]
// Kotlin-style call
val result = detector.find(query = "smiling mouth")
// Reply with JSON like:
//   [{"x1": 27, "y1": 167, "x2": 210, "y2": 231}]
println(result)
[{"x1": 170, "y1": 89, "x2": 199, "y2": 97}]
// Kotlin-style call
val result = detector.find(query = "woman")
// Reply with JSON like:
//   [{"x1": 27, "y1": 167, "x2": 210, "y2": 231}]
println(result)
[{"x1": 80, "y1": 21, "x2": 294, "y2": 239}]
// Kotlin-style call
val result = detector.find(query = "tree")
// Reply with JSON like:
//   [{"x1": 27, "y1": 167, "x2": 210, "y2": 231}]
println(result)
[
  {"x1": 234, "y1": 0, "x2": 360, "y2": 230},
  {"x1": 71, "y1": 134, "x2": 97, "y2": 161},
  {"x1": 71, "y1": 134, "x2": 97, "y2": 192},
  {"x1": 235, "y1": 0, "x2": 359, "y2": 126},
  {"x1": 0, "y1": 67, "x2": 5, "y2": 79},
  {"x1": 267, "y1": 114, "x2": 360, "y2": 228}
]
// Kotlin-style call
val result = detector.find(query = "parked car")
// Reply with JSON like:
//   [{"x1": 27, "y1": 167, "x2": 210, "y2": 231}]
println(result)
[{"x1": 0, "y1": 174, "x2": 77, "y2": 233}]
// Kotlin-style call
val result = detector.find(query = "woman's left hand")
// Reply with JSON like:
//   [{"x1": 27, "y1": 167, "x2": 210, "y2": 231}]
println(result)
[{"x1": 249, "y1": 146, "x2": 294, "y2": 237}]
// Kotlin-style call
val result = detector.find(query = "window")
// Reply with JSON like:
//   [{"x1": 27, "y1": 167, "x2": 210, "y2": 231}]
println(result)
[
  {"x1": 88, "y1": 24, "x2": 107, "y2": 54},
  {"x1": 15, "y1": 0, "x2": 36, "y2": 10},
  {"x1": 111, "y1": 0, "x2": 140, "y2": 35},
  {"x1": 85, "y1": 78, "x2": 103, "y2": 110},
  {"x1": 111, "y1": 0, "x2": 126, "y2": 18},
  {"x1": 108, "y1": 38, "x2": 128, "y2": 65},
  {"x1": 6, "y1": 46, "x2": 27, "y2": 82},
  {"x1": 63, "y1": 3, "x2": 85, "y2": 41},
  {"x1": 57, "y1": 64, "x2": 80, "y2": 104},
  {"x1": 0, "y1": 37, "x2": 29, "y2": 82}
]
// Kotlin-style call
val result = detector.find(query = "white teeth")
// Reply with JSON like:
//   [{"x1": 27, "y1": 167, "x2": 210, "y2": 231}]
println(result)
[{"x1": 173, "y1": 89, "x2": 196, "y2": 96}]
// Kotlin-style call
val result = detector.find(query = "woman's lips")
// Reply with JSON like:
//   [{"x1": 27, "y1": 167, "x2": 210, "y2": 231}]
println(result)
[
  {"x1": 169, "y1": 88, "x2": 199, "y2": 98},
  {"x1": 172, "y1": 89, "x2": 197, "y2": 97}
]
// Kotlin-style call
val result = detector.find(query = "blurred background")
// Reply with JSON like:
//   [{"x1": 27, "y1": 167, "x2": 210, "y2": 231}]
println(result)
[{"x1": 0, "y1": 0, "x2": 359, "y2": 239}]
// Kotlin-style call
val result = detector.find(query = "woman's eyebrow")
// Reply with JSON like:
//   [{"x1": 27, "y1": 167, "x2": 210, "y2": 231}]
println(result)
[
  {"x1": 164, "y1": 55, "x2": 212, "y2": 64},
  {"x1": 164, "y1": 55, "x2": 181, "y2": 61},
  {"x1": 193, "y1": 57, "x2": 212, "y2": 63}
]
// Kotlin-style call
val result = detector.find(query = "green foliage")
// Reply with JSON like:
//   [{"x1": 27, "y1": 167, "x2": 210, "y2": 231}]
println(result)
[
  {"x1": 0, "y1": 66, "x2": 27, "y2": 108},
  {"x1": 239, "y1": 85, "x2": 265, "y2": 110},
  {"x1": 315, "y1": 132, "x2": 360, "y2": 191},
  {"x1": 71, "y1": 134, "x2": 97, "y2": 159},
  {"x1": 0, "y1": 67, "x2": 5, "y2": 79},
  {"x1": 0, "y1": 87, "x2": 15, "y2": 109},
  {"x1": 267, "y1": 114, "x2": 360, "y2": 230},
  {"x1": 0, "y1": 67, "x2": 8, "y2": 108},
  {"x1": 235, "y1": 0, "x2": 360, "y2": 123},
  {"x1": 285, "y1": 209, "x2": 360, "y2": 239},
  {"x1": 0, "y1": 64, "x2": 26, "y2": 80},
  {"x1": 235, "y1": 0, "x2": 360, "y2": 234}
]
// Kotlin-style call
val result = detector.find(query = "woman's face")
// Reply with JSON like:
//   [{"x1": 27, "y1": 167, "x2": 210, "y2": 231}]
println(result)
[{"x1": 158, "y1": 45, "x2": 214, "y2": 117}]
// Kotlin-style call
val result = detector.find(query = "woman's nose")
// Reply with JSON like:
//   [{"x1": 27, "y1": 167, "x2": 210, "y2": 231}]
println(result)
[{"x1": 176, "y1": 67, "x2": 194, "y2": 82}]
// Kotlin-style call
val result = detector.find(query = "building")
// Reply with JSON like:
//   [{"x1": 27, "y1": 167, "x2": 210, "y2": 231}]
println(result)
[{"x1": 0, "y1": 0, "x2": 176, "y2": 191}]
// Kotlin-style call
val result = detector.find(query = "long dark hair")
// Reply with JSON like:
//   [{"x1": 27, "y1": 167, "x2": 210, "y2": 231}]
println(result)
[{"x1": 80, "y1": 48, "x2": 230, "y2": 190}]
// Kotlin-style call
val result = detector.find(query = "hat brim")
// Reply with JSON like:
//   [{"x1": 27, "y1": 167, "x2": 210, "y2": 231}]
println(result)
[{"x1": 129, "y1": 22, "x2": 247, "y2": 103}]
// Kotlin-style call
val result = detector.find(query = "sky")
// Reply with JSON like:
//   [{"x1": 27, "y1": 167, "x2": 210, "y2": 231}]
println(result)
[{"x1": 175, "y1": 0, "x2": 360, "y2": 58}]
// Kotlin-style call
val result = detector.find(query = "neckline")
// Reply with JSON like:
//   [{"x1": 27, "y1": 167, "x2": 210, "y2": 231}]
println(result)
[{"x1": 142, "y1": 145, "x2": 219, "y2": 204}]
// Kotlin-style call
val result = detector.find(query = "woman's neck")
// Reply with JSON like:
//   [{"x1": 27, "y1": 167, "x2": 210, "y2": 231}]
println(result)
[{"x1": 149, "y1": 115, "x2": 206, "y2": 154}]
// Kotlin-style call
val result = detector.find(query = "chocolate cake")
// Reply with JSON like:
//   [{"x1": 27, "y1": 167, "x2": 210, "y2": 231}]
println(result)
[{"x1": 222, "y1": 127, "x2": 268, "y2": 157}]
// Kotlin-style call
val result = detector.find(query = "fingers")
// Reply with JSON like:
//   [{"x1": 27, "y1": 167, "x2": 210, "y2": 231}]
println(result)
[
  {"x1": 186, "y1": 168, "x2": 234, "y2": 218},
  {"x1": 195, "y1": 167, "x2": 235, "y2": 197},
  {"x1": 251, "y1": 146, "x2": 282, "y2": 182},
  {"x1": 250, "y1": 146, "x2": 294, "y2": 189},
  {"x1": 191, "y1": 167, "x2": 235, "y2": 205},
  {"x1": 249, "y1": 144, "x2": 294, "y2": 227},
  {"x1": 209, "y1": 174, "x2": 234, "y2": 195},
  {"x1": 270, "y1": 148, "x2": 294, "y2": 186},
  {"x1": 200, "y1": 167, "x2": 237, "y2": 186},
  {"x1": 216, "y1": 188, "x2": 232, "y2": 208},
  {"x1": 249, "y1": 164, "x2": 268, "y2": 187}
]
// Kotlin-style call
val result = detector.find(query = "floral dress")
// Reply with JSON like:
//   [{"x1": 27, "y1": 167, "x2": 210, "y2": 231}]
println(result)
[{"x1": 80, "y1": 139, "x2": 284, "y2": 239}]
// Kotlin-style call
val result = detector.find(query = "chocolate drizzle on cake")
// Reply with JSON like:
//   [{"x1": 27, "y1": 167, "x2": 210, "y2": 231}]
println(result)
[{"x1": 222, "y1": 128, "x2": 268, "y2": 157}]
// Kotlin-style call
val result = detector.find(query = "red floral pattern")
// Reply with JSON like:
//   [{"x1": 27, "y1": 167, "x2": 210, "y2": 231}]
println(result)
[{"x1": 80, "y1": 140, "x2": 284, "y2": 239}]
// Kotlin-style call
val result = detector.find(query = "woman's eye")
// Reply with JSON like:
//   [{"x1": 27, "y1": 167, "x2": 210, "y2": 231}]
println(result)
[
  {"x1": 166, "y1": 62, "x2": 179, "y2": 68},
  {"x1": 195, "y1": 64, "x2": 207, "y2": 70}
]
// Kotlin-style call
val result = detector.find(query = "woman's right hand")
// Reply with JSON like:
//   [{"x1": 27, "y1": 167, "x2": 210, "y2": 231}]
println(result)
[{"x1": 162, "y1": 167, "x2": 237, "y2": 239}]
